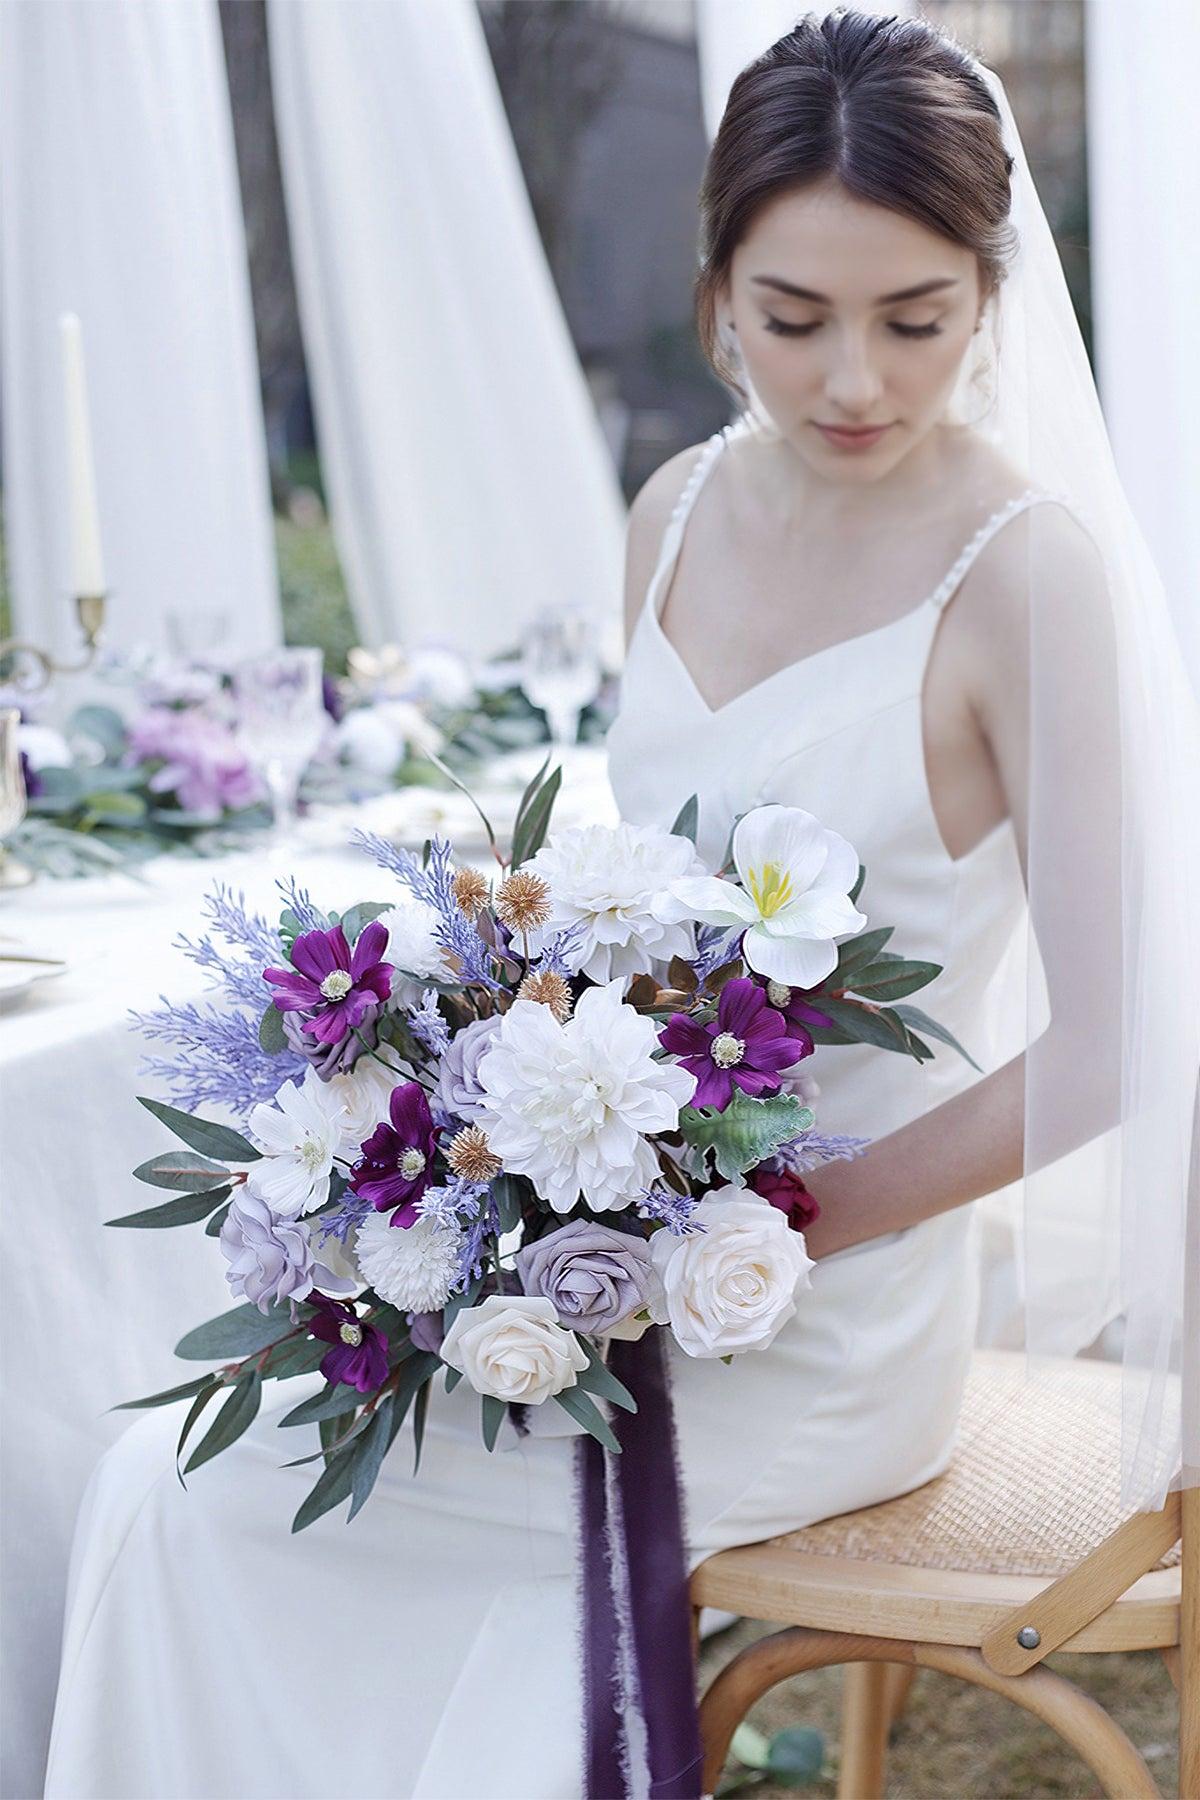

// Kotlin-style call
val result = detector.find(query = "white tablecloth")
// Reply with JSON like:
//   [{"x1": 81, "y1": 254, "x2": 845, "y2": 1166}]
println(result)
[{"x1": 0, "y1": 758, "x2": 617, "y2": 1799}]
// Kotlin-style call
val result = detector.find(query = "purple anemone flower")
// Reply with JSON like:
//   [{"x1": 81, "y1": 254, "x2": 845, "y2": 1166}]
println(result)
[
  {"x1": 658, "y1": 976, "x2": 799, "y2": 1111},
  {"x1": 306, "y1": 1295, "x2": 389, "y2": 1392},
  {"x1": 349, "y1": 1081, "x2": 440, "y2": 1226},
  {"x1": 264, "y1": 921, "x2": 393, "y2": 1046}
]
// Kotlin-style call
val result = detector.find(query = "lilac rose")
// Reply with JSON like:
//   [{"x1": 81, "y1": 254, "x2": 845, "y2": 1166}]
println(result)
[
  {"x1": 434, "y1": 1013, "x2": 503, "y2": 1124},
  {"x1": 219, "y1": 1182, "x2": 317, "y2": 1312},
  {"x1": 283, "y1": 1006, "x2": 380, "y2": 1079},
  {"x1": 515, "y1": 1220, "x2": 660, "y2": 1339}
]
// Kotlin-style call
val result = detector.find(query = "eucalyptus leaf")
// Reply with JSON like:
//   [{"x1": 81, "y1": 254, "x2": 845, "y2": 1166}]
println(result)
[
  {"x1": 184, "y1": 1373, "x2": 263, "y2": 1473},
  {"x1": 891, "y1": 1004, "x2": 982, "y2": 1072},
  {"x1": 846, "y1": 958, "x2": 942, "y2": 1002},
  {"x1": 347, "y1": 1398, "x2": 396, "y2": 1520},
  {"x1": 291, "y1": 1441, "x2": 358, "y2": 1532},
  {"x1": 511, "y1": 765, "x2": 562, "y2": 868},
  {"x1": 131, "y1": 1150, "x2": 230, "y2": 1192},
  {"x1": 107, "y1": 1185, "x2": 231, "y2": 1229},
  {"x1": 578, "y1": 1342, "x2": 638, "y2": 1413},
  {"x1": 138, "y1": 1096, "x2": 261, "y2": 1163},
  {"x1": 258, "y1": 1003, "x2": 288, "y2": 1055},
  {"x1": 112, "y1": 1373, "x2": 221, "y2": 1412},
  {"x1": 80, "y1": 791, "x2": 148, "y2": 826},
  {"x1": 679, "y1": 1089, "x2": 809, "y2": 1182},
  {"x1": 68, "y1": 703, "x2": 129, "y2": 757},
  {"x1": 493, "y1": 1174, "x2": 525, "y2": 1235},
  {"x1": 338, "y1": 901, "x2": 393, "y2": 943},
  {"x1": 259, "y1": 1334, "x2": 328, "y2": 1380},
  {"x1": 670, "y1": 793, "x2": 699, "y2": 845},
  {"x1": 833, "y1": 925, "x2": 895, "y2": 977},
  {"x1": 411, "y1": 1379, "x2": 431, "y2": 1475},
  {"x1": 511, "y1": 751, "x2": 552, "y2": 846},
  {"x1": 553, "y1": 1384, "x2": 621, "y2": 1453},
  {"x1": 806, "y1": 995, "x2": 913, "y2": 1055},
  {"x1": 281, "y1": 1408, "x2": 373, "y2": 1468},
  {"x1": 480, "y1": 1394, "x2": 506, "y2": 1452},
  {"x1": 175, "y1": 1300, "x2": 295, "y2": 1361},
  {"x1": 849, "y1": 863, "x2": 866, "y2": 905},
  {"x1": 280, "y1": 1382, "x2": 362, "y2": 1428},
  {"x1": 205, "y1": 1200, "x2": 232, "y2": 1238},
  {"x1": 175, "y1": 1379, "x2": 223, "y2": 1483}
]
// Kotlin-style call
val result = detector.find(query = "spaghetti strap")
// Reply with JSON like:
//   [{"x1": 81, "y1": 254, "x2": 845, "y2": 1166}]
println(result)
[
  {"x1": 640, "y1": 418, "x2": 745, "y2": 625},
  {"x1": 928, "y1": 486, "x2": 1072, "y2": 614}
]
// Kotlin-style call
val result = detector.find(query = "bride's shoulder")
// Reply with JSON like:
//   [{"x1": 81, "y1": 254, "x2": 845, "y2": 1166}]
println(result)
[{"x1": 622, "y1": 441, "x2": 716, "y2": 641}]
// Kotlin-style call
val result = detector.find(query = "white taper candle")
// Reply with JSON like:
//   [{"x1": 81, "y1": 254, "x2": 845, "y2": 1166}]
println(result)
[{"x1": 59, "y1": 311, "x2": 106, "y2": 596}]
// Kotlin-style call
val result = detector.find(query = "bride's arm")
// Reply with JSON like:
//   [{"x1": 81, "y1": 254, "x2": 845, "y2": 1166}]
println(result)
[{"x1": 801, "y1": 503, "x2": 1123, "y2": 1259}]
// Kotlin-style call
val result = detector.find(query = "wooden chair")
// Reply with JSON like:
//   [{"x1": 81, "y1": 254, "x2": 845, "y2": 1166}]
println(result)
[{"x1": 691, "y1": 1348, "x2": 1196, "y2": 1798}]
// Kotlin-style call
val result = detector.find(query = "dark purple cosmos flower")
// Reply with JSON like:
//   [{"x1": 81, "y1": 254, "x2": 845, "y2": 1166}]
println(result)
[
  {"x1": 306, "y1": 1294, "x2": 389, "y2": 1392},
  {"x1": 755, "y1": 976, "x2": 835, "y2": 1062},
  {"x1": 264, "y1": 921, "x2": 393, "y2": 1046},
  {"x1": 749, "y1": 1164, "x2": 822, "y2": 1231},
  {"x1": 658, "y1": 976, "x2": 799, "y2": 1111},
  {"x1": 349, "y1": 1081, "x2": 440, "y2": 1226}
]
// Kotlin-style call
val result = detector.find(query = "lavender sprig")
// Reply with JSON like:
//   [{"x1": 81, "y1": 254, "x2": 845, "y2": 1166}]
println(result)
[
  {"x1": 407, "y1": 987, "x2": 452, "y2": 1059},
  {"x1": 691, "y1": 923, "x2": 739, "y2": 983},
  {"x1": 636, "y1": 1183, "x2": 706, "y2": 1236},
  {"x1": 349, "y1": 828, "x2": 436, "y2": 906},
  {"x1": 133, "y1": 999, "x2": 303, "y2": 1114},
  {"x1": 275, "y1": 877, "x2": 328, "y2": 936},
  {"x1": 773, "y1": 1131, "x2": 871, "y2": 1175}
]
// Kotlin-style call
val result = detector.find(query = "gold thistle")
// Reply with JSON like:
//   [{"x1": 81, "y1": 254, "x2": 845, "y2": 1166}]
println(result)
[
  {"x1": 495, "y1": 870, "x2": 552, "y2": 933},
  {"x1": 447, "y1": 1125, "x2": 502, "y2": 1183},
  {"x1": 517, "y1": 968, "x2": 573, "y2": 1022},
  {"x1": 452, "y1": 866, "x2": 490, "y2": 916}
]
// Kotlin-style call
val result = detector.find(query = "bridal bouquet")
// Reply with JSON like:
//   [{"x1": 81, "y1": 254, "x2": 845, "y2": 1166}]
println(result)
[{"x1": 113, "y1": 760, "x2": 970, "y2": 1531}]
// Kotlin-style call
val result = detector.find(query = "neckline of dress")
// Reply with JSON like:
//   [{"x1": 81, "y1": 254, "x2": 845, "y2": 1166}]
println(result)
[{"x1": 644, "y1": 422, "x2": 1044, "y2": 722}]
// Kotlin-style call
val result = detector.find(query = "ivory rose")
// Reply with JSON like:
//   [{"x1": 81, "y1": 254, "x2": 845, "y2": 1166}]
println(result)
[
  {"x1": 439, "y1": 1294, "x2": 589, "y2": 1404},
  {"x1": 650, "y1": 1188, "x2": 814, "y2": 1358}
]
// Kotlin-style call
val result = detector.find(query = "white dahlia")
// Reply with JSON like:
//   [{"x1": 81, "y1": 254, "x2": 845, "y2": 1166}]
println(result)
[
  {"x1": 247, "y1": 1071, "x2": 346, "y2": 1218},
  {"x1": 377, "y1": 900, "x2": 453, "y2": 1005},
  {"x1": 475, "y1": 977, "x2": 697, "y2": 1213},
  {"x1": 522, "y1": 820, "x2": 709, "y2": 982},
  {"x1": 354, "y1": 1210, "x2": 461, "y2": 1312}
]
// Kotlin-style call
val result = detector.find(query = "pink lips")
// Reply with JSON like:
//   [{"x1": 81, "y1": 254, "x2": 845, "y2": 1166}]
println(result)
[{"x1": 816, "y1": 423, "x2": 892, "y2": 451}]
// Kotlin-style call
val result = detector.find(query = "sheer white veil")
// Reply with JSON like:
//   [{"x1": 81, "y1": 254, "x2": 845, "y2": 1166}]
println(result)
[
  {"x1": 726, "y1": 26, "x2": 1200, "y2": 1512},
  {"x1": 957, "y1": 60, "x2": 1200, "y2": 1512}
]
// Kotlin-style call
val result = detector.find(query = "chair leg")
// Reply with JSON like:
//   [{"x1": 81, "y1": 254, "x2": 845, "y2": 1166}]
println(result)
[
  {"x1": 884, "y1": 1663, "x2": 918, "y2": 1728},
  {"x1": 697, "y1": 1628, "x2": 1162, "y2": 1800},
  {"x1": 838, "y1": 1662, "x2": 891, "y2": 1799}
]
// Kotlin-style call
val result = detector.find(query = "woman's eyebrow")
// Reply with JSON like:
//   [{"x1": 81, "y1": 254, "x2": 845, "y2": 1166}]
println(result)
[{"x1": 749, "y1": 274, "x2": 961, "y2": 305}]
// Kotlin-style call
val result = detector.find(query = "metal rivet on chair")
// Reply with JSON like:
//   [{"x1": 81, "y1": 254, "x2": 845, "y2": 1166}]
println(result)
[{"x1": 1017, "y1": 1625, "x2": 1041, "y2": 1649}]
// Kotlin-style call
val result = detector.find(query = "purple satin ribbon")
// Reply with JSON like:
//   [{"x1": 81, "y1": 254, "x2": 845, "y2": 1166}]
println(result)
[{"x1": 577, "y1": 1328, "x2": 704, "y2": 1799}]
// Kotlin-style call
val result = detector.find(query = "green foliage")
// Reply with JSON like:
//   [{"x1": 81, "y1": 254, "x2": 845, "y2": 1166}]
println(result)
[
  {"x1": 679, "y1": 1090, "x2": 812, "y2": 1182},
  {"x1": 137, "y1": 1096, "x2": 260, "y2": 1164},
  {"x1": 106, "y1": 1186, "x2": 231, "y2": 1230}
]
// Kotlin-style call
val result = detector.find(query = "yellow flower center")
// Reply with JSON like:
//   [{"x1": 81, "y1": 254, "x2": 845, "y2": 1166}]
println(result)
[
  {"x1": 711, "y1": 1032, "x2": 745, "y2": 1069},
  {"x1": 767, "y1": 980, "x2": 792, "y2": 1009},
  {"x1": 399, "y1": 1148, "x2": 427, "y2": 1179},
  {"x1": 746, "y1": 861, "x2": 794, "y2": 918},
  {"x1": 320, "y1": 969, "x2": 353, "y2": 1001},
  {"x1": 339, "y1": 1320, "x2": 363, "y2": 1347}
]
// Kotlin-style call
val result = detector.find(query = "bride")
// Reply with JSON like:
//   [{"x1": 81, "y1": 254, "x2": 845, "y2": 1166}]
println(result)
[{"x1": 45, "y1": 11, "x2": 1198, "y2": 1799}]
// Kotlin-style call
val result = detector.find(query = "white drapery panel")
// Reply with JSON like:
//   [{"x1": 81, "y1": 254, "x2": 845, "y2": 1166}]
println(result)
[
  {"x1": 1086, "y1": 0, "x2": 1200, "y2": 684},
  {"x1": 0, "y1": 0, "x2": 281, "y2": 662},
  {"x1": 696, "y1": 0, "x2": 913, "y2": 143},
  {"x1": 266, "y1": 0, "x2": 625, "y2": 665}
]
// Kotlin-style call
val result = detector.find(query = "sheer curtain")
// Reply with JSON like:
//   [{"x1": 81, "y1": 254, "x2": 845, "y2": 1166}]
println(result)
[
  {"x1": 1086, "y1": 0, "x2": 1200, "y2": 685},
  {"x1": 0, "y1": 0, "x2": 281, "y2": 663},
  {"x1": 266, "y1": 0, "x2": 625, "y2": 665}
]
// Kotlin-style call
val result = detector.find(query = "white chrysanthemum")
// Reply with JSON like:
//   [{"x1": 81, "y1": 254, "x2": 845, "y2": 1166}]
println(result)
[
  {"x1": 522, "y1": 820, "x2": 709, "y2": 982},
  {"x1": 324, "y1": 1058, "x2": 402, "y2": 1160},
  {"x1": 378, "y1": 900, "x2": 453, "y2": 1005},
  {"x1": 354, "y1": 1210, "x2": 460, "y2": 1312},
  {"x1": 247, "y1": 1072, "x2": 346, "y2": 1218},
  {"x1": 475, "y1": 977, "x2": 697, "y2": 1213}
]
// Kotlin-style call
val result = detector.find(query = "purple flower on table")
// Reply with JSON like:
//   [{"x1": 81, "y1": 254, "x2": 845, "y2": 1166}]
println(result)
[
  {"x1": 264, "y1": 921, "x2": 394, "y2": 1046},
  {"x1": 127, "y1": 706, "x2": 264, "y2": 819},
  {"x1": 658, "y1": 976, "x2": 798, "y2": 1111},
  {"x1": 306, "y1": 1295, "x2": 389, "y2": 1393},
  {"x1": 349, "y1": 1081, "x2": 440, "y2": 1225}
]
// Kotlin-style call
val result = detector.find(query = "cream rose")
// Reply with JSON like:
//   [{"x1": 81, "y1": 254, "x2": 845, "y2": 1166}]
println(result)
[
  {"x1": 439, "y1": 1295, "x2": 589, "y2": 1405},
  {"x1": 650, "y1": 1189, "x2": 814, "y2": 1358}
]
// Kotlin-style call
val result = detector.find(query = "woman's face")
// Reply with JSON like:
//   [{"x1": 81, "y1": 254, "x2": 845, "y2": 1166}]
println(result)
[{"x1": 722, "y1": 179, "x2": 984, "y2": 483}]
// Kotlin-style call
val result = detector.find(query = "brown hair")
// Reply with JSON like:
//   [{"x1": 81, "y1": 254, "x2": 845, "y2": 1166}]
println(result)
[{"x1": 695, "y1": 7, "x2": 1016, "y2": 392}]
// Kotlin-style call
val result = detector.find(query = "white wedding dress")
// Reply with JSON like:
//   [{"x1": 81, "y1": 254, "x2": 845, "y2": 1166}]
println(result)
[{"x1": 46, "y1": 419, "x2": 1051, "y2": 1800}]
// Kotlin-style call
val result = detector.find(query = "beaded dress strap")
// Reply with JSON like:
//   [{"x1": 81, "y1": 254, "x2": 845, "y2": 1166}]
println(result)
[
  {"x1": 928, "y1": 485, "x2": 1073, "y2": 613},
  {"x1": 642, "y1": 419, "x2": 743, "y2": 623}
]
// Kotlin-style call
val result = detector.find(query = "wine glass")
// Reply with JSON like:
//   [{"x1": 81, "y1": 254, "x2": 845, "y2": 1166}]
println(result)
[
  {"x1": 0, "y1": 710, "x2": 33, "y2": 890},
  {"x1": 231, "y1": 647, "x2": 326, "y2": 841},
  {"x1": 519, "y1": 607, "x2": 603, "y2": 750}
]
